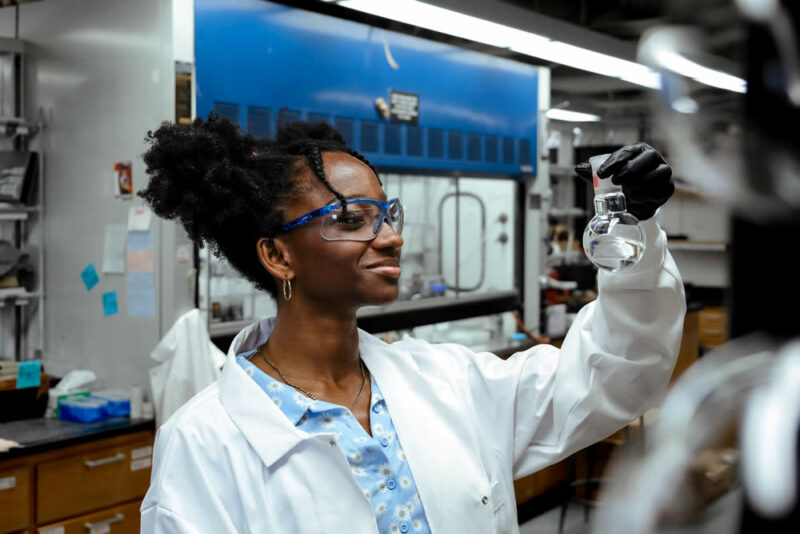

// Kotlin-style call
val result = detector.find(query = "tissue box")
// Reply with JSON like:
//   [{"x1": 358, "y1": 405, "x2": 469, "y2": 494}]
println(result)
[
  {"x1": 51, "y1": 389, "x2": 90, "y2": 419},
  {"x1": 59, "y1": 396, "x2": 108, "y2": 423},
  {"x1": 91, "y1": 389, "x2": 131, "y2": 417}
]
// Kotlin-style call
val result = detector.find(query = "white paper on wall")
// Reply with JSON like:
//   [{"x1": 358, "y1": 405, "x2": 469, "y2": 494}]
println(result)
[{"x1": 102, "y1": 224, "x2": 127, "y2": 274}]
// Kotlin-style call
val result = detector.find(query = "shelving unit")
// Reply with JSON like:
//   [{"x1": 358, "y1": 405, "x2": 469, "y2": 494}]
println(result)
[
  {"x1": 0, "y1": 37, "x2": 45, "y2": 362},
  {"x1": 667, "y1": 240, "x2": 728, "y2": 252}
]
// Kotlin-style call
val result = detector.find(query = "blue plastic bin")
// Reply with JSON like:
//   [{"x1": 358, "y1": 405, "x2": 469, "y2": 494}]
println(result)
[{"x1": 59, "y1": 396, "x2": 109, "y2": 424}]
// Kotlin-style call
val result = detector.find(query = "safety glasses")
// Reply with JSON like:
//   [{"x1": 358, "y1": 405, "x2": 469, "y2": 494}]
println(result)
[{"x1": 282, "y1": 197, "x2": 404, "y2": 242}]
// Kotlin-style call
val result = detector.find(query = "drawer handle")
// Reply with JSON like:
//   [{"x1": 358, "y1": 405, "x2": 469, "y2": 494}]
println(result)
[
  {"x1": 84, "y1": 513, "x2": 125, "y2": 530},
  {"x1": 84, "y1": 452, "x2": 126, "y2": 468}
]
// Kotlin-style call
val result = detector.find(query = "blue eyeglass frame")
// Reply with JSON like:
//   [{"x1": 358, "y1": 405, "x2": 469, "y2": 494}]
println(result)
[{"x1": 282, "y1": 197, "x2": 403, "y2": 237}]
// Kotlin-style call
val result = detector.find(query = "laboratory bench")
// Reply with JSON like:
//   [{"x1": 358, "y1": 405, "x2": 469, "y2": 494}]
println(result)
[{"x1": 0, "y1": 417, "x2": 155, "y2": 534}]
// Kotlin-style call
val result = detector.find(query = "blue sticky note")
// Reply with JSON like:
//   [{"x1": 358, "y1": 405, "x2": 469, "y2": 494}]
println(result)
[
  {"x1": 17, "y1": 360, "x2": 41, "y2": 389},
  {"x1": 102, "y1": 291, "x2": 119, "y2": 316},
  {"x1": 128, "y1": 272, "x2": 155, "y2": 317},
  {"x1": 81, "y1": 263, "x2": 100, "y2": 291},
  {"x1": 127, "y1": 228, "x2": 154, "y2": 250}
]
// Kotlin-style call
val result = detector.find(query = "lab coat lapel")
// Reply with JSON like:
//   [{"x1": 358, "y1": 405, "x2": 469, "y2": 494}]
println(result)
[
  {"x1": 218, "y1": 353, "x2": 309, "y2": 468},
  {"x1": 359, "y1": 332, "x2": 493, "y2": 534}
]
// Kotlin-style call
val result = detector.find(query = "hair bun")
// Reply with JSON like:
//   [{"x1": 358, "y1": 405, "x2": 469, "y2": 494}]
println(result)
[{"x1": 276, "y1": 120, "x2": 347, "y2": 148}]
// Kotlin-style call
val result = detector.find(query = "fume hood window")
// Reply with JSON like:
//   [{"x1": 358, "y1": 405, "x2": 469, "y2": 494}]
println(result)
[{"x1": 381, "y1": 174, "x2": 517, "y2": 301}]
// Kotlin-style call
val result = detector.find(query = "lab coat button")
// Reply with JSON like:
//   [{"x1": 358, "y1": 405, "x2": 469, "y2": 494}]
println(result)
[
  {"x1": 400, "y1": 523, "x2": 410, "y2": 533},
  {"x1": 380, "y1": 437, "x2": 390, "y2": 447},
  {"x1": 481, "y1": 496, "x2": 489, "y2": 505},
  {"x1": 387, "y1": 478, "x2": 397, "y2": 490}
]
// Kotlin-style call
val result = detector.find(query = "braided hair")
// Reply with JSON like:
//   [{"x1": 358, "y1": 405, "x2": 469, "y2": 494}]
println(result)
[{"x1": 139, "y1": 113, "x2": 381, "y2": 298}]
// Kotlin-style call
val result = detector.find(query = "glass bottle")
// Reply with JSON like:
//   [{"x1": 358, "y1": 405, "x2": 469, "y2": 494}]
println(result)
[{"x1": 582, "y1": 154, "x2": 646, "y2": 271}]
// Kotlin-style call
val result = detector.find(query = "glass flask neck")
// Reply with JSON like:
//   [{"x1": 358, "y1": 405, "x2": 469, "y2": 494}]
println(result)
[{"x1": 594, "y1": 191, "x2": 627, "y2": 214}]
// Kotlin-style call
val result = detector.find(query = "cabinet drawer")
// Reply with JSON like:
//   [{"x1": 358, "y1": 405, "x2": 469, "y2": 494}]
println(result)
[
  {"x1": 0, "y1": 466, "x2": 30, "y2": 533},
  {"x1": 38, "y1": 500, "x2": 141, "y2": 534},
  {"x1": 36, "y1": 441, "x2": 152, "y2": 524}
]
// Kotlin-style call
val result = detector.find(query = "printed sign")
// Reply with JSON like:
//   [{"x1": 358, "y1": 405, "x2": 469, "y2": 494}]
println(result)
[
  {"x1": 0, "y1": 476, "x2": 16, "y2": 490},
  {"x1": 389, "y1": 90, "x2": 419, "y2": 125}
]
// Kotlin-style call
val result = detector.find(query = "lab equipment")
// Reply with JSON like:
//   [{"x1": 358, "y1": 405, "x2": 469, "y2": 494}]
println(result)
[
  {"x1": 582, "y1": 154, "x2": 645, "y2": 271},
  {"x1": 131, "y1": 384, "x2": 143, "y2": 418},
  {"x1": 59, "y1": 396, "x2": 109, "y2": 424},
  {"x1": 593, "y1": 337, "x2": 799, "y2": 533},
  {"x1": 91, "y1": 389, "x2": 131, "y2": 417}
]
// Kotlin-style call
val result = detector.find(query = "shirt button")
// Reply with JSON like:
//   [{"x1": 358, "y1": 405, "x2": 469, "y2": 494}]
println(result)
[
  {"x1": 380, "y1": 437, "x2": 390, "y2": 447},
  {"x1": 387, "y1": 478, "x2": 397, "y2": 490},
  {"x1": 481, "y1": 496, "x2": 489, "y2": 505},
  {"x1": 399, "y1": 523, "x2": 409, "y2": 533},
  {"x1": 372, "y1": 405, "x2": 380, "y2": 413}
]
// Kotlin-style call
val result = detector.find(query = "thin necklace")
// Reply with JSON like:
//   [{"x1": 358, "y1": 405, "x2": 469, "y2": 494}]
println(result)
[{"x1": 256, "y1": 344, "x2": 368, "y2": 411}]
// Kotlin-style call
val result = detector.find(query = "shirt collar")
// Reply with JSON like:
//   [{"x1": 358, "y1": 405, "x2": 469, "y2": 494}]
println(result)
[{"x1": 236, "y1": 352, "x2": 313, "y2": 426}]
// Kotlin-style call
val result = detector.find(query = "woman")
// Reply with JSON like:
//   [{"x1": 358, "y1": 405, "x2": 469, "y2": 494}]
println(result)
[{"x1": 140, "y1": 116, "x2": 685, "y2": 534}]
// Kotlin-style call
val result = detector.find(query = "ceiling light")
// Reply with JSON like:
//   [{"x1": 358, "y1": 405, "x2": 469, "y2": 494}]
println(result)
[
  {"x1": 336, "y1": 0, "x2": 661, "y2": 90},
  {"x1": 546, "y1": 109, "x2": 602, "y2": 122},
  {"x1": 670, "y1": 96, "x2": 700, "y2": 114},
  {"x1": 653, "y1": 50, "x2": 747, "y2": 93}
]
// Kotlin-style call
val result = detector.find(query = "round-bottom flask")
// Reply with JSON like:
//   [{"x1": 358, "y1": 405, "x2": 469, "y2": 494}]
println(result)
[{"x1": 582, "y1": 154, "x2": 646, "y2": 272}]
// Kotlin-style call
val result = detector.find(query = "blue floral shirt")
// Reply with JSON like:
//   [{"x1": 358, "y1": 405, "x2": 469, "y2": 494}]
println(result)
[{"x1": 237, "y1": 352, "x2": 433, "y2": 534}]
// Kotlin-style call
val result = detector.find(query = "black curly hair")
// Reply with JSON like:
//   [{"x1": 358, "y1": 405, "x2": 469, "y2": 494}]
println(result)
[{"x1": 139, "y1": 114, "x2": 381, "y2": 298}]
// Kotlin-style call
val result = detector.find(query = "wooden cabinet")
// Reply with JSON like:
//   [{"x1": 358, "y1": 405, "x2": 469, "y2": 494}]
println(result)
[
  {"x1": 38, "y1": 500, "x2": 141, "y2": 534},
  {"x1": 698, "y1": 306, "x2": 728, "y2": 349},
  {"x1": 37, "y1": 439, "x2": 152, "y2": 524},
  {"x1": 0, "y1": 429, "x2": 153, "y2": 534},
  {"x1": 0, "y1": 465, "x2": 31, "y2": 533}
]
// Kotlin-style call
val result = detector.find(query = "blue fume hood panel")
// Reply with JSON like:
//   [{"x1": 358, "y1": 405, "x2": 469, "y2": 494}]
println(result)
[{"x1": 196, "y1": 0, "x2": 539, "y2": 176}]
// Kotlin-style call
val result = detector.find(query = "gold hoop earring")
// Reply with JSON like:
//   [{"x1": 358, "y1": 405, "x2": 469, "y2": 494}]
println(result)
[{"x1": 282, "y1": 279, "x2": 292, "y2": 302}]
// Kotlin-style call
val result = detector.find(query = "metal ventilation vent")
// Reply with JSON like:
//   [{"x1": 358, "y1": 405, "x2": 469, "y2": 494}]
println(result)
[
  {"x1": 385, "y1": 123, "x2": 402, "y2": 155},
  {"x1": 406, "y1": 125, "x2": 423, "y2": 157},
  {"x1": 277, "y1": 108, "x2": 301, "y2": 130},
  {"x1": 360, "y1": 120, "x2": 379, "y2": 153},
  {"x1": 307, "y1": 112, "x2": 329, "y2": 125},
  {"x1": 247, "y1": 106, "x2": 271, "y2": 138},
  {"x1": 213, "y1": 102, "x2": 240, "y2": 125},
  {"x1": 502, "y1": 137, "x2": 515, "y2": 164},
  {"x1": 485, "y1": 135, "x2": 498, "y2": 162},
  {"x1": 467, "y1": 133, "x2": 481, "y2": 161},
  {"x1": 428, "y1": 128, "x2": 444, "y2": 158},
  {"x1": 519, "y1": 138, "x2": 532, "y2": 166},
  {"x1": 334, "y1": 117, "x2": 355, "y2": 148},
  {"x1": 448, "y1": 131, "x2": 463, "y2": 160}
]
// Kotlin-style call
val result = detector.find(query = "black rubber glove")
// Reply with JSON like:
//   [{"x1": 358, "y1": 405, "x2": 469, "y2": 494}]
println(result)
[{"x1": 574, "y1": 143, "x2": 674, "y2": 221}]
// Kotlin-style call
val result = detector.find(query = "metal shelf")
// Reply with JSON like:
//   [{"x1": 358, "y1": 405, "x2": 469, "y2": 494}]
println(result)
[
  {"x1": 0, "y1": 289, "x2": 41, "y2": 307},
  {"x1": 0, "y1": 117, "x2": 40, "y2": 138},
  {"x1": 549, "y1": 207, "x2": 587, "y2": 217},
  {"x1": 208, "y1": 318, "x2": 256, "y2": 338},
  {"x1": 546, "y1": 251, "x2": 590, "y2": 266},
  {"x1": 549, "y1": 165, "x2": 575, "y2": 177},
  {"x1": 0, "y1": 205, "x2": 39, "y2": 221},
  {"x1": 667, "y1": 240, "x2": 728, "y2": 252}
]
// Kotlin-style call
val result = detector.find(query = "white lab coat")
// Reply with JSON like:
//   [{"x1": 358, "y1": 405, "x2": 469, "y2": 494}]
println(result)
[
  {"x1": 149, "y1": 309, "x2": 227, "y2": 427},
  {"x1": 141, "y1": 217, "x2": 685, "y2": 534}
]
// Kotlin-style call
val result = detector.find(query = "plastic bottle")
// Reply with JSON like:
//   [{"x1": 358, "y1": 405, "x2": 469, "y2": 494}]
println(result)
[{"x1": 582, "y1": 154, "x2": 646, "y2": 271}]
